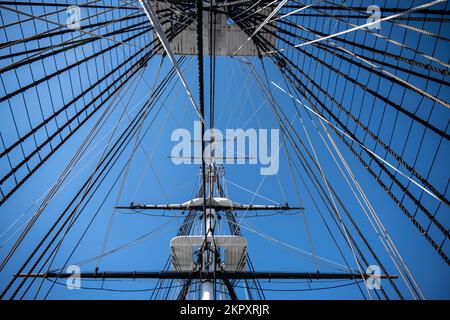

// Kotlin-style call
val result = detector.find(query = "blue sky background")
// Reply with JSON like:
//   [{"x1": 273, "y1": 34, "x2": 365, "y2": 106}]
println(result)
[{"x1": 0, "y1": 0, "x2": 449, "y2": 300}]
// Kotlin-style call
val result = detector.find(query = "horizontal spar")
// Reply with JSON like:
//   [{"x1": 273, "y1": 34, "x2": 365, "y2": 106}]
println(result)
[
  {"x1": 17, "y1": 271, "x2": 398, "y2": 280},
  {"x1": 115, "y1": 204, "x2": 304, "y2": 211}
]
